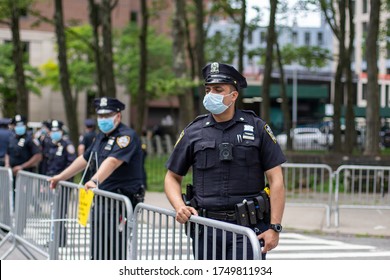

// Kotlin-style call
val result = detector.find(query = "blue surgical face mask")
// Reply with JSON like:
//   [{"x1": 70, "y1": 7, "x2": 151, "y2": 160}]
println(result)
[
  {"x1": 15, "y1": 125, "x2": 26, "y2": 136},
  {"x1": 97, "y1": 115, "x2": 116, "y2": 134},
  {"x1": 203, "y1": 92, "x2": 233, "y2": 114},
  {"x1": 50, "y1": 131, "x2": 63, "y2": 142}
]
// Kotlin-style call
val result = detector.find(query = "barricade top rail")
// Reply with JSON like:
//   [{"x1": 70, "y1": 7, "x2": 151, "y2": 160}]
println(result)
[
  {"x1": 282, "y1": 163, "x2": 333, "y2": 169},
  {"x1": 335, "y1": 164, "x2": 390, "y2": 172},
  {"x1": 133, "y1": 203, "x2": 262, "y2": 260}
]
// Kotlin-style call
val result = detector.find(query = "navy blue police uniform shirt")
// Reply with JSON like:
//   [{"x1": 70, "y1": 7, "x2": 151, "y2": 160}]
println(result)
[
  {"x1": 0, "y1": 128, "x2": 12, "y2": 159},
  {"x1": 43, "y1": 138, "x2": 77, "y2": 176},
  {"x1": 79, "y1": 130, "x2": 97, "y2": 151},
  {"x1": 84, "y1": 123, "x2": 144, "y2": 193},
  {"x1": 166, "y1": 109, "x2": 286, "y2": 211},
  {"x1": 7, "y1": 131, "x2": 41, "y2": 170}
]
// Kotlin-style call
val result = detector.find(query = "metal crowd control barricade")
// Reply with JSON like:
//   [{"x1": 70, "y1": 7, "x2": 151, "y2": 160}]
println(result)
[
  {"x1": 0, "y1": 167, "x2": 13, "y2": 236},
  {"x1": 1, "y1": 171, "x2": 54, "y2": 259},
  {"x1": 52, "y1": 180, "x2": 134, "y2": 260},
  {"x1": 281, "y1": 163, "x2": 334, "y2": 227},
  {"x1": 131, "y1": 203, "x2": 262, "y2": 260},
  {"x1": 334, "y1": 165, "x2": 390, "y2": 227}
]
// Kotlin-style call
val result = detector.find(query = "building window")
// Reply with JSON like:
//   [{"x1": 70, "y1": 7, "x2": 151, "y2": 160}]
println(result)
[
  {"x1": 247, "y1": 30, "x2": 253, "y2": 44},
  {"x1": 363, "y1": 0, "x2": 368, "y2": 14},
  {"x1": 130, "y1": 11, "x2": 137, "y2": 23},
  {"x1": 292, "y1": 31, "x2": 298, "y2": 45},
  {"x1": 317, "y1": 32, "x2": 323, "y2": 45},
  {"x1": 260, "y1": 31, "x2": 266, "y2": 44},
  {"x1": 362, "y1": 83, "x2": 367, "y2": 101},
  {"x1": 304, "y1": 32, "x2": 310, "y2": 46}
]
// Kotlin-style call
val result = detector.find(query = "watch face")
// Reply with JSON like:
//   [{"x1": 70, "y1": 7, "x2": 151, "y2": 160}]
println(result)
[{"x1": 271, "y1": 224, "x2": 282, "y2": 232}]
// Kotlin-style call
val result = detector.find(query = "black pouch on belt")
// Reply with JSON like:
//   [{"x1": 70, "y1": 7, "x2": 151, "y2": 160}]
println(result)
[
  {"x1": 253, "y1": 196, "x2": 265, "y2": 220},
  {"x1": 246, "y1": 200, "x2": 257, "y2": 225},
  {"x1": 235, "y1": 202, "x2": 249, "y2": 226}
]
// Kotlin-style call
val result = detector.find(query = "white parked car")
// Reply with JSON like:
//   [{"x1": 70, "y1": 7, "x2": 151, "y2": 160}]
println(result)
[{"x1": 276, "y1": 127, "x2": 333, "y2": 150}]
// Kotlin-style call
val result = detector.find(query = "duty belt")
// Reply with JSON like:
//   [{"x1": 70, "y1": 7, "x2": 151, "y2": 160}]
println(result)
[{"x1": 203, "y1": 210, "x2": 237, "y2": 222}]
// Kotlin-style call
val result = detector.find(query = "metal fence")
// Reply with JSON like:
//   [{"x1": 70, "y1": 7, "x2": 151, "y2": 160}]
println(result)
[
  {"x1": 0, "y1": 167, "x2": 13, "y2": 235},
  {"x1": 334, "y1": 165, "x2": 390, "y2": 227},
  {"x1": 281, "y1": 163, "x2": 334, "y2": 227},
  {"x1": 0, "y1": 171, "x2": 133, "y2": 260},
  {"x1": 131, "y1": 203, "x2": 262, "y2": 260}
]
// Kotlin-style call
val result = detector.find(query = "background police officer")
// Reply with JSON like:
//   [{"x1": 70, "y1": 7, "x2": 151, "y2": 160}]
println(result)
[
  {"x1": 5, "y1": 115, "x2": 42, "y2": 177},
  {"x1": 78, "y1": 118, "x2": 97, "y2": 183},
  {"x1": 42, "y1": 120, "x2": 77, "y2": 176},
  {"x1": 41, "y1": 120, "x2": 76, "y2": 246},
  {"x1": 164, "y1": 62, "x2": 286, "y2": 260},
  {"x1": 0, "y1": 118, "x2": 12, "y2": 166},
  {"x1": 48, "y1": 97, "x2": 145, "y2": 259}
]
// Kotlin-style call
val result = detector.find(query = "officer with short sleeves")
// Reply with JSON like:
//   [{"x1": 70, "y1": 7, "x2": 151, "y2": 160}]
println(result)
[
  {"x1": 48, "y1": 97, "x2": 145, "y2": 260},
  {"x1": 5, "y1": 115, "x2": 42, "y2": 177},
  {"x1": 164, "y1": 62, "x2": 286, "y2": 260},
  {"x1": 43, "y1": 120, "x2": 77, "y2": 176}
]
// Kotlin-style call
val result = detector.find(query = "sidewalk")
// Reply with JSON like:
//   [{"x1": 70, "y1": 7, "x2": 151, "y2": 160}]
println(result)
[{"x1": 144, "y1": 191, "x2": 390, "y2": 238}]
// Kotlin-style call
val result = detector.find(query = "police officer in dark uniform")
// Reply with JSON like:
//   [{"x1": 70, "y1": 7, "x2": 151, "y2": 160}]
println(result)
[
  {"x1": 78, "y1": 119, "x2": 97, "y2": 183},
  {"x1": 5, "y1": 115, "x2": 42, "y2": 177},
  {"x1": 0, "y1": 118, "x2": 12, "y2": 166},
  {"x1": 41, "y1": 120, "x2": 76, "y2": 246},
  {"x1": 42, "y1": 120, "x2": 77, "y2": 176},
  {"x1": 48, "y1": 97, "x2": 145, "y2": 260},
  {"x1": 164, "y1": 62, "x2": 286, "y2": 260}
]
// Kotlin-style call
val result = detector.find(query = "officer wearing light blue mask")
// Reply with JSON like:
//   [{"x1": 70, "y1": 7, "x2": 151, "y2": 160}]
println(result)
[
  {"x1": 165, "y1": 62, "x2": 286, "y2": 260},
  {"x1": 48, "y1": 97, "x2": 145, "y2": 259}
]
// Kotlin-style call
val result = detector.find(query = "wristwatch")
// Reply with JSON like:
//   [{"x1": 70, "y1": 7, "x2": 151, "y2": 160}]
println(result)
[{"x1": 270, "y1": 223, "x2": 283, "y2": 233}]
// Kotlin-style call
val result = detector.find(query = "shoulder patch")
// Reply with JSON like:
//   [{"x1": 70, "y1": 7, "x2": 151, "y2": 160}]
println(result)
[
  {"x1": 264, "y1": 124, "x2": 277, "y2": 143},
  {"x1": 67, "y1": 144, "x2": 76, "y2": 154},
  {"x1": 116, "y1": 135, "x2": 131, "y2": 148},
  {"x1": 174, "y1": 130, "x2": 185, "y2": 147}
]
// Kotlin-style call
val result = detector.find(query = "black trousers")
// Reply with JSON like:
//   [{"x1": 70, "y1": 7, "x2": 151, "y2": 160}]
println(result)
[{"x1": 192, "y1": 220, "x2": 268, "y2": 260}]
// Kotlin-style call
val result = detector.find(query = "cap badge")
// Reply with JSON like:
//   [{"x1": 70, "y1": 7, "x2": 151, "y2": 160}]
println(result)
[
  {"x1": 100, "y1": 97, "x2": 108, "y2": 107},
  {"x1": 15, "y1": 115, "x2": 21, "y2": 122},
  {"x1": 210, "y1": 62, "x2": 219, "y2": 74}
]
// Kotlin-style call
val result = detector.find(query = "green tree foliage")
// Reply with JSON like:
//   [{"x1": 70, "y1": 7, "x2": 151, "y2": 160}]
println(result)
[
  {"x1": 0, "y1": 43, "x2": 40, "y2": 117},
  {"x1": 205, "y1": 29, "x2": 238, "y2": 64},
  {"x1": 115, "y1": 24, "x2": 196, "y2": 100},
  {"x1": 39, "y1": 26, "x2": 95, "y2": 96}
]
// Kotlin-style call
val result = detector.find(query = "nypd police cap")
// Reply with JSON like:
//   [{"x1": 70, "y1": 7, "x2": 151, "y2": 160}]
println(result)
[
  {"x1": 49, "y1": 120, "x2": 64, "y2": 131},
  {"x1": 94, "y1": 97, "x2": 125, "y2": 114},
  {"x1": 0, "y1": 118, "x2": 11, "y2": 125},
  {"x1": 84, "y1": 118, "x2": 96, "y2": 127},
  {"x1": 11, "y1": 114, "x2": 27, "y2": 126},
  {"x1": 202, "y1": 62, "x2": 247, "y2": 89}
]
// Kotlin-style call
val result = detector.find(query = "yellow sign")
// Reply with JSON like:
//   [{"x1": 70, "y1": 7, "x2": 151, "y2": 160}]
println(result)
[{"x1": 78, "y1": 188, "x2": 94, "y2": 227}]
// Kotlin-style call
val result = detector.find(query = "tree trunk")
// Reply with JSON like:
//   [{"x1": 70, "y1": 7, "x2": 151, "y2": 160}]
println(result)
[
  {"x1": 54, "y1": 0, "x2": 79, "y2": 146},
  {"x1": 194, "y1": 0, "x2": 207, "y2": 114},
  {"x1": 344, "y1": 0, "x2": 356, "y2": 154},
  {"x1": 88, "y1": 0, "x2": 104, "y2": 98},
  {"x1": 235, "y1": 0, "x2": 246, "y2": 109},
  {"x1": 261, "y1": 0, "x2": 277, "y2": 123},
  {"x1": 364, "y1": 0, "x2": 381, "y2": 156},
  {"x1": 10, "y1": 0, "x2": 28, "y2": 117},
  {"x1": 135, "y1": 0, "x2": 148, "y2": 135},
  {"x1": 101, "y1": 0, "x2": 116, "y2": 98},
  {"x1": 173, "y1": 0, "x2": 194, "y2": 130},
  {"x1": 276, "y1": 41, "x2": 292, "y2": 150}
]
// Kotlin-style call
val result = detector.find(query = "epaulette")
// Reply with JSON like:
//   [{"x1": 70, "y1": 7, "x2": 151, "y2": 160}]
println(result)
[
  {"x1": 185, "y1": 114, "x2": 208, "y2": 129},
  {"x1": 241, "y1": 109, "x2": 259, "y2": 118}
]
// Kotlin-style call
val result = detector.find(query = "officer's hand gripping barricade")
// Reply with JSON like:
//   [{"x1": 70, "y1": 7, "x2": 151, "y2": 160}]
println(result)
[{"x1": 181, "y1": 184, "x2": 201, "y2": 237}]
